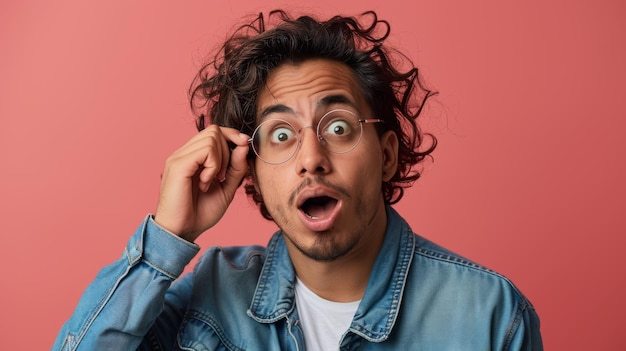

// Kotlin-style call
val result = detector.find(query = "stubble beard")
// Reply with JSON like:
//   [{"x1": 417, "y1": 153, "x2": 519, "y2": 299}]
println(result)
[
  {"x1": 266, "y1": 176, "x2": 376, "y2": 262},
  {"x1": 279, "y1": 198, "x2": 372, "y2": 263},
  {"x1": 289, "y1": 227, "x2": 364, "y2": 262}
]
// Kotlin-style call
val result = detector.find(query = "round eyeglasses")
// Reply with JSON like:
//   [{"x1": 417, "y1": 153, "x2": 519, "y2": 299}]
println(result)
[{"x1": 249, "y1": 109, "x2": 384, "y2": 165}]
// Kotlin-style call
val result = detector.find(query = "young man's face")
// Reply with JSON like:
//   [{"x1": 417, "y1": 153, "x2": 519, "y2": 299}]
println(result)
[{"x1": 252, "y1": 58, "x2": 398, "y2": 262}]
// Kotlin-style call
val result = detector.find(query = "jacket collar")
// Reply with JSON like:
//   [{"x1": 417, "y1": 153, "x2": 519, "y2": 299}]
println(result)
[{"x1": 247, "y1": 206, "x2": 415, "y2": 341}]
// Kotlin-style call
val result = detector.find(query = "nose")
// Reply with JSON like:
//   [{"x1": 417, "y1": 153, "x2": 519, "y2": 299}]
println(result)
[{"x1": 294, "y1": 126, "x2": 331, "y2": 175}]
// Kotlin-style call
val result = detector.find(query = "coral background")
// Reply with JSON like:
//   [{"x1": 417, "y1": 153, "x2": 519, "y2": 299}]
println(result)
[{"x1": 1, "y1": 0, "x2": 624, "y2": 349}]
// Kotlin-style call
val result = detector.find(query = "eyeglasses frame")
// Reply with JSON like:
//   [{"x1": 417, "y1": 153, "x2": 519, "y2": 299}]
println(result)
[{"x1": 248, "y1": 108, "x2": 384, "y2": 165}]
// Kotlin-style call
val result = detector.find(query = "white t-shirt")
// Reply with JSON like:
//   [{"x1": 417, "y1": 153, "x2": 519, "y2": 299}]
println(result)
[{"x1": 294, "y1": 278, "x2": 361, "y2": 351}]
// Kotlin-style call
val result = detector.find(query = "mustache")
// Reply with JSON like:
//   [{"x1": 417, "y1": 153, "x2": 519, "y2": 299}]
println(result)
[{"x1": 288, "y1": 176, "x2": 351, "y2": 207}]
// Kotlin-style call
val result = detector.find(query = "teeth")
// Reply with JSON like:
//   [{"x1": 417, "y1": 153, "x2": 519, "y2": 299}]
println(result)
[{"x1": 305, "y1": 213, "x2": 319, "y2": 220}]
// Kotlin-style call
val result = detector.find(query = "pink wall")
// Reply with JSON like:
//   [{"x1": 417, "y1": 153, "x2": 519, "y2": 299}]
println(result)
[{"x1": 1, "y1": 1, "x2": 624, "y2": 349}]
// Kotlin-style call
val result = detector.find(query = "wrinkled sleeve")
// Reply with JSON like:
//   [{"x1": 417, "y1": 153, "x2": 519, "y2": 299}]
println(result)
[{"x1": 52, "y1": 215, "x2": 200, "y2": 351}]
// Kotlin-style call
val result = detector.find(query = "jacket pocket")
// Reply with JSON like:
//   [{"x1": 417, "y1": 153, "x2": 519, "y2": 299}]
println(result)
[{"x1": 178, "y1": 317, "x2": 244, "y2": 351}]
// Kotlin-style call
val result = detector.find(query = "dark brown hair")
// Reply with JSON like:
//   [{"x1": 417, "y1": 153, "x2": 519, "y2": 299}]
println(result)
[{"x1": 190, "y1": 10, "x2": 436, "y2": 220}]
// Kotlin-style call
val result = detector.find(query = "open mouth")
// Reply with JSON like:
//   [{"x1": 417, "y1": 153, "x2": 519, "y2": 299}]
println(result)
[{"x1": 299, "y1": 196, "x2": 338, "y2": 220}]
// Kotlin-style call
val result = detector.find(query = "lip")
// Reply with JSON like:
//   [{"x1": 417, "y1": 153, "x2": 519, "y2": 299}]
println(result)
[{"x1": 296, "y1": 186, "x2": 343, "y2": 232}]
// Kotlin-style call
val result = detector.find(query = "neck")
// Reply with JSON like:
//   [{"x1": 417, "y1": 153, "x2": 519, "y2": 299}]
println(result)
[
  {"x1": 287, "y1": 205, "x2": 388, "y2": 302},
  {"x1": 293, "y1": 252, "x2": 379, "y2": 302}
]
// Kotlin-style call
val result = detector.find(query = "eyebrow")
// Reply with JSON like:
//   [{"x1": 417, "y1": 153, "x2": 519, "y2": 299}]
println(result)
[
  {"x1": 257, "y1": 94, "x2": 358, "y2": 121},
  {"x1": 258, "y1": 104, "x2": 294, "y2": 120},
  {"x1": 318, "y1": 94, "x2": 356, "y2": 109}
]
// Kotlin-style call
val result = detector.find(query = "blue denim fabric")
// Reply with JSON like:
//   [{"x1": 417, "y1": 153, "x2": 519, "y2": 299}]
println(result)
[{"x1": 53, "y1": 206, "x2": 542, "y2": 350}]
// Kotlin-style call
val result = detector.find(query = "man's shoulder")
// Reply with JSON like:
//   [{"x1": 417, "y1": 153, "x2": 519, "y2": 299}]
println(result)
[
  {"x1": 399, "y1": 234, "x2": 541, "y2": 349},
  {"x1": 410, "y1": 234, "x2": 526, "y2": 298},
  {"x1": 412, "y1": 234, "x2": 494, "y2": 273}
]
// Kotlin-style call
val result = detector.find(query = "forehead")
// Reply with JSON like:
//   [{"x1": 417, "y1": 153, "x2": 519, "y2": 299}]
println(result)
[{"x1": 256, "y1": 59, "x2": 368, "y2": 118}]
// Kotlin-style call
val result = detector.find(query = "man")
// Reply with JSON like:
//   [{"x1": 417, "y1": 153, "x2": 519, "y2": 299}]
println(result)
[{"x1": 54, "y1": 10, "x2": 542, "y2": 350}]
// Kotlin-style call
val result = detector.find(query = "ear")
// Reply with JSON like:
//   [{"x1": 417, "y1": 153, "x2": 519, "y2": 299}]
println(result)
[
  {"x1": 247, "y1": 158, "x2": 261, "y2": 193},
  {"x1": 380, "y1": 130, "x2": 399, "y2": 182}
]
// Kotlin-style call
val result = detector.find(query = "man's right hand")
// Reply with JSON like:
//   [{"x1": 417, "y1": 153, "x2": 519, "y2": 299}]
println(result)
[{"x1": 154, "y1": 125, "x2": 251, "y2": 242}]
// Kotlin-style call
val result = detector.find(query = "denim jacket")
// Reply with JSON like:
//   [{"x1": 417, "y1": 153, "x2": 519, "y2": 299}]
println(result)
[{"x1": 53, "y1": 206, "x2": 542, "y2": 350}]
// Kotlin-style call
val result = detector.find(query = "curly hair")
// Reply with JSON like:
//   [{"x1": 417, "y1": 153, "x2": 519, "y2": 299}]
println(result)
[{"x1": 189, "y1": 10, "x2": 437, "y2": 220}]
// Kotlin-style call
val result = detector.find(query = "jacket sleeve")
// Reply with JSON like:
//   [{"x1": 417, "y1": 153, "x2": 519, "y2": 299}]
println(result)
[
  {"x1": 52, "y1": 215, "x2": 200, "y2": 351},
  {"x1": 505, "y1": 296, "x2": 544, "y2": 351}
]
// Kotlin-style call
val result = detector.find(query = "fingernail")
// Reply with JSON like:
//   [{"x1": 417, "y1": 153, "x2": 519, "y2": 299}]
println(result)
[{"x1": 218, "y1": 169, "x2": 227, "y2": 181}]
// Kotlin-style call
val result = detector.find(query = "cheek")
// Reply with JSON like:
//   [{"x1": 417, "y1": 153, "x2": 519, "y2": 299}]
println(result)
[
  {"x1": 254, "y1": 166, "x2": 288, "y2": 204},
  {"x1": 356, "y1": 143, "x2": 384, "y2": 178},
  {"x1": 357, "y1": 167, "x2": 383, "y2": 194},
  {"x1": 338, "y1": 155, "x2": 383, "y2": 192}
]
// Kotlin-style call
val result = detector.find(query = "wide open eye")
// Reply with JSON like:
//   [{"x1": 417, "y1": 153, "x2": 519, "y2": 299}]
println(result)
[
  {"x1": 252, "y1": 119, "x2": 299, "y2": 164},
  {"x1": 323, "y1": 119, "x2": 351, "y2": 136},
  {"x1": 317, "y1": 110, "x2": 363, "y2": 153},
  {"x1": 270, "y1": 126, "x2": 295, "y2": 144},
  {"x1": 253, "y1": 119, "x2": 297, "y2": 152}
]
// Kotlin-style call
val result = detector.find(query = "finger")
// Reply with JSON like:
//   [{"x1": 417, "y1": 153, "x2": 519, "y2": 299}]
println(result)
[
  {"x1": 217, "y1": 131, "x2": 230, "y2": 182},
  {"x1": 221, "y1": 137, "x2": 250, "y2": 194},
  {"x1": 219, "y1": 127, "x2": 251, "y2": 147},
  {"x1": 162, "y1": 127, "x2": 222, "y2": 194},
  {"x1": 190, "y1": 126, "x2": 249, "y2": 188},
  {"x1": 215, "y1": 127, "x2": 250, "y2": 181},
  {"x1": 197, "y1": 135, "x2": 225, "y2": 191}
]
